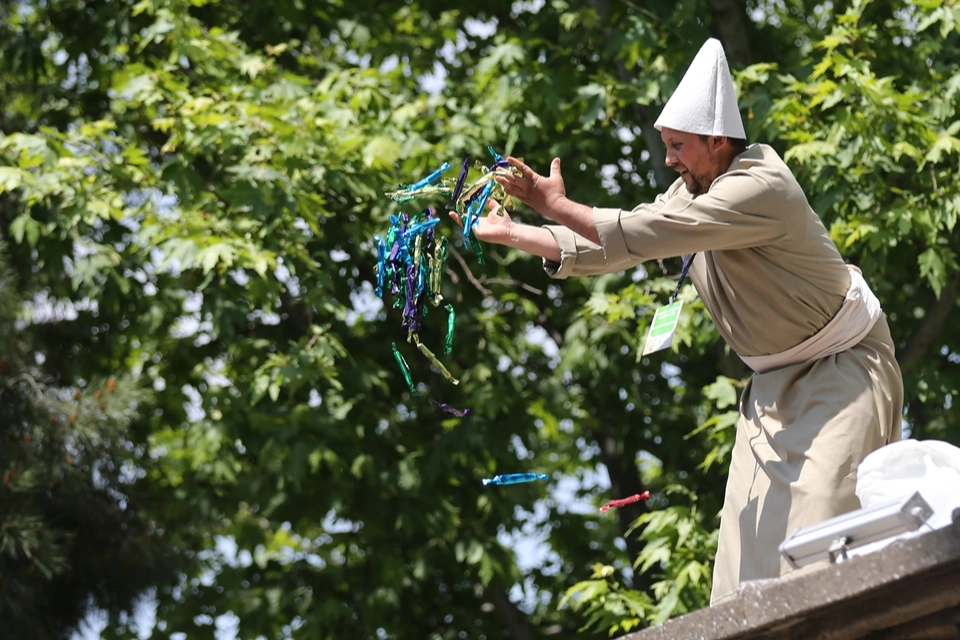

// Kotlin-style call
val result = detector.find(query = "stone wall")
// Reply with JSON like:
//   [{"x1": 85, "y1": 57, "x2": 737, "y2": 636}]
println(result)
[{"x1": 621, "y1": 513, "x2": 960, "y2": 640}]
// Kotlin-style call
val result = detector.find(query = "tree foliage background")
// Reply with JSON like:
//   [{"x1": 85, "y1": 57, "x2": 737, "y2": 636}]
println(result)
[{"x1": 0, "y1": 0, "x2": 958, "y2": 638}]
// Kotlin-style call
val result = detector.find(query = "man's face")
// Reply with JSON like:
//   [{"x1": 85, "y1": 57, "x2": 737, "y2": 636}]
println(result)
[{"x1": 660, "y1": 128, "x2": 724, "y2": 197}]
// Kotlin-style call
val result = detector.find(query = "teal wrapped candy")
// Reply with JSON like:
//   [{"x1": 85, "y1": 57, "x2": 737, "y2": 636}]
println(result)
[{"x1": 482, "y1": 473, "x2": 550, "y2": 487}]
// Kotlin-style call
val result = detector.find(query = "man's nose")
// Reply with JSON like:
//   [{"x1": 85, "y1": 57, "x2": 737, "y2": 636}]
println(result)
[{"x1": 665, "y1": 150, "x2": 677, "y2": 166}]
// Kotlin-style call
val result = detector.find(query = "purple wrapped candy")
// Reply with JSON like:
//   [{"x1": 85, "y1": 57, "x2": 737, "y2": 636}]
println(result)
[{"x1": 432, "y1": 400, "x2": 470, "y2": 417}]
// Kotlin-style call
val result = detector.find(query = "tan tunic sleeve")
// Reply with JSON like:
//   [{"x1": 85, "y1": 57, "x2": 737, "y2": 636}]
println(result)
[
  {"x1": 542, "y1": 193, "x2": 672, "y2": 278},
  {"x1": 544, "y1": 163, "x2": 797, "y2": 278},
  {"x1": 541, "y1": 225, "x2": 607, "y2": 278}
]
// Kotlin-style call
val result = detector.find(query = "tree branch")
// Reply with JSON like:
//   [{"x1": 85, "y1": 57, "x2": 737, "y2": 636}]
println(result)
[
  {"x1": 485, "y1": 582, "x2": 537, "y2": 640},
  {"x1": 588, "y1": 0, "x2": 674, "y2": 190},
  {"x1": 596, "y1": 419, "x2": 648, "y2": 576},
  {"x1": 448, "y1": 246, "x2": 492, "y2": 297},
  {"x1": 708, "y1": 0, "x2": 754, "y2": 66},
  {"x1": 481, "y1": 278, "x2": 543, "y2": 296},
  {"x1": 899, "y1": 268, "x2": 960, "y2": 373}
]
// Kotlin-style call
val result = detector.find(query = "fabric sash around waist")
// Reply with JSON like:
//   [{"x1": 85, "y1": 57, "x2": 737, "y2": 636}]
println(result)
[{"x1": 740, "y1": 265, "x2": 882, "y2": 374}]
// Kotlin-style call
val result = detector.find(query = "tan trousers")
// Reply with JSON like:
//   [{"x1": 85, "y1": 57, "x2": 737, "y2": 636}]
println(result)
[{"x1": 710, "y1": 319, "x2": 903, "y2": 604}]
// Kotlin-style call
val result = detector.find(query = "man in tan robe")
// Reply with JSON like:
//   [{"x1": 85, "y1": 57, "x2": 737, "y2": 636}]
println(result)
[{"x1": 451, "y1": 38, "x2": 904, "y2": 604}]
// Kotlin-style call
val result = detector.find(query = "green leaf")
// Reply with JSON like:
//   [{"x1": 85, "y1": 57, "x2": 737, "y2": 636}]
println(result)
[
  {"x1": 197, "y1": 242, "x2": 238, "y2": 274},
  {"x1": 0, "y1": 167, "x2": 24, "y2": 192},
  {"x1": 9, "y1": 214, "x2": 40, "y2": 246},
  {"x1": 918, "y1": 247, "x2": 947, "y2": 296},
  {"x1": 361, "y1": 136, "x2": 402, "y2": 169},
  {"x1": 925, "y1": 134, "x2": 960, "y2": 164},
  {"x1": 703, "y1": 377, "x2": 738, "y2": 409},
  {"x1": 784, "y1": 141, "x2": 837, "y2": 164}
]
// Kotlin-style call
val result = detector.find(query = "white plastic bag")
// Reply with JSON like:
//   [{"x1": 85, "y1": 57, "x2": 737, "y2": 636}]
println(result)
[{"x1": 856, "y1": 438, "x2": 960, "y2": 530}]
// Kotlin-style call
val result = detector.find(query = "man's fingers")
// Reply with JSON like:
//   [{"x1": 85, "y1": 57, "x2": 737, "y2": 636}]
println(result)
[
  {"x1": 447, "y1": 211, "x2": 463, "y2": 229},
  {"x1": 549, "y1": 157, "x2": 562, "y2": 178},
  {"x1": 494, "y1": 178, "x2": 521, "y2": 198},
  {"x1": 507, "y1": 156, "x2": 536, "y2": 180}
]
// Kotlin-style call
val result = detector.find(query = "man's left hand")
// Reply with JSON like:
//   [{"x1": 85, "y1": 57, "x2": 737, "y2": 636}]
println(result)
[{"x1": 496, "y1": 157, "x2": 567, "y2": 221}]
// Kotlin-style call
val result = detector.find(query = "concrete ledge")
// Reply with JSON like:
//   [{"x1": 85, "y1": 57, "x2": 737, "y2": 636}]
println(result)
[{"x1": 621, "y1": 516, "x2": 960, "y2": 640}]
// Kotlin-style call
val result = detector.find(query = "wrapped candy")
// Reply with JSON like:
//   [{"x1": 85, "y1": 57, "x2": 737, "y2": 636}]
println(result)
[
  {"x1": 482, "y1": 473, "x2": 550, "y2": 486},
  {"x1": 599, "y1": 491, "x2": 651, "y2": 513}
]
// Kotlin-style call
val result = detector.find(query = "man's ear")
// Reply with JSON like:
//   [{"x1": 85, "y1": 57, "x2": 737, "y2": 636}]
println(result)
[{"x1": 712, "y1": 136, "x2": 729, "y2": 151}]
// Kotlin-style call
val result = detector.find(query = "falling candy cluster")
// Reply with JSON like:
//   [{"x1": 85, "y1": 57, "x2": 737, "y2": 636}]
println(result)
[
  {"x1": 374, "y1": 150, "x2": 652, "y2": 508},
  {"x1": 383, "y1": 147, "x2": 519, "y2": 264},
  {"x1": 374, "y1": 147, "x2": 519, "y2": 415},
  {"x1": 377, "y1": 208, "x2": 457, "y2": 390}
]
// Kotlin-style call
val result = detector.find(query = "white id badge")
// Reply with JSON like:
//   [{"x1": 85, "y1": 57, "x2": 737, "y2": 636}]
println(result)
[{"x1": 642, "y1": 300, "x2": 683, "y2": 356}]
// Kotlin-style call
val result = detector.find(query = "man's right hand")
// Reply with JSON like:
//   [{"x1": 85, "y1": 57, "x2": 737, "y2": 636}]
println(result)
[{"x1": 448, "y1": 199, "x2": 515, "y2": 245}]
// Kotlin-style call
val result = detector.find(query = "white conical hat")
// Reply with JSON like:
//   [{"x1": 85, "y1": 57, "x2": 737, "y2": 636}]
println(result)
[{"x1": 654, "y1": 38, "x2": 746, "y2": 138}]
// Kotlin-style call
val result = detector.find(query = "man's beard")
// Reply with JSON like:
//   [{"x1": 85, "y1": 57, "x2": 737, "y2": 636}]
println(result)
[{"x1": 685, "y1": 171, "x2": 710, "y2": 197}]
